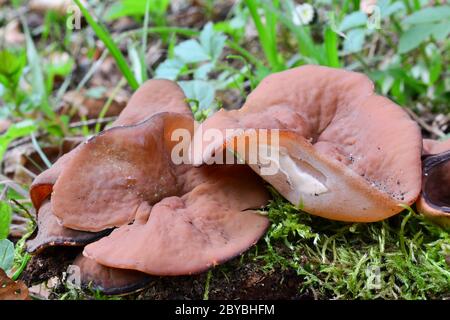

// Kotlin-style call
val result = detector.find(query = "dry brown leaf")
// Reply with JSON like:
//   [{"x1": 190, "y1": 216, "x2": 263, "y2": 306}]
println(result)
[
  {"x1": 61, "y1": 88, "x2": 129, "y2": 120},
  {"x1": 0, "y1": 269, "x2": 30, "y2": 300},
  {"x1": 28, "y1": 0, "x2": 80, "y2": 14},
  {"x1": 0, "y1": 20, "x2": 25, "y2": 47}
]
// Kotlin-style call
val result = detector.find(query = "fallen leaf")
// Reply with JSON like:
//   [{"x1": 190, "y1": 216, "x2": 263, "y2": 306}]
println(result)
[
  {"x1": 0, "y1": 20, "x2": 25, "y2": 47},
  {"x1": 61, "y1": 88, "x2": 129, "y2": 120},
  {"x1": 0, "y1": 269, "x2": 30, "y2": 300}
]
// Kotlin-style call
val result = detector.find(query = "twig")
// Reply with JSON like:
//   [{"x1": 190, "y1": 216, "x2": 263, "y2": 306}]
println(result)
[
  {"x1": 69, "y1": 116, "x2": 118, "y2": 129},
  {"x1": 404, "y1": 108, "x2": 445, "y2": 138},
  {"x1": 0, "y1": 174, "x2": 29, "y2": 198}
]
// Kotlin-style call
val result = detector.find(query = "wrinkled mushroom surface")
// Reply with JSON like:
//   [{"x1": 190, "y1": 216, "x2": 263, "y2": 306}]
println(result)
[
  {"x1": 193, "y1": 66, "x2": 422, "y2": 222},
  {"x1": 28, "y1": 78, "x2": 270, "y2": 284},
  {"x1": 417, "y1": 139, "x2": 450, "y2": 226},
  {"x1": 28, "y1": 80, "x2": 193, "y2": 251},
  {"x1": 30, "y1": 79, "x2": 190, "y2": 211},
  {"x1": 83, "y1": 165, "x2": 269, "y2": 276}
]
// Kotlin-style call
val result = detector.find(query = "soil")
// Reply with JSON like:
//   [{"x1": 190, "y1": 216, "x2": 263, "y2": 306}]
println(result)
[{"x1": 21, "y1": 247, "x2": 311, "y2": 300}]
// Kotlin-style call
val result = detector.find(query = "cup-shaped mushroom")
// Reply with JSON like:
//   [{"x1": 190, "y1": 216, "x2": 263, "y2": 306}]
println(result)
[
  {"x1": 50, "y1": 112, "x2": 196, "y2": 232},
  {"x1": 192, "y1": 66, "x2": 422, "y2": 222},
  {"x1": 29, "y1": 79, "x2": 192, "y2": 211},
  {"x1": 417, "y1": 139, "x2": 450, "y2": 227}
]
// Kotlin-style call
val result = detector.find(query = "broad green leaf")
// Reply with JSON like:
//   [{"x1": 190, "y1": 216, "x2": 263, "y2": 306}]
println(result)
[
  {"x1": 199, "y1": 22, "x2": 227, "y2": 61},
  {"x1": 399, "y1": 24, "x2": 434, "y2": 53},
  {"x1": 339, "y1": 11, "x2": 367, "y2": 32},
  {"x1": 179, "y1": 80, "x2": 216, "y2": 111},
  {"x1": 403, "y1": 6, "x2": 450, "y2": 25},
  {"x1": 0, "y1": 50, "x2": 26, "y2": 89},
  {"x1": 194, "y1": 63, "x2": 214, "y2": 80},
  {"x1": 0, "y1": 120, "x2": 37, "y2": 162},
  {"x1": 0, "y1": 239, "x2": 14, "y2": 272},
  {"x1": 155, "y1": 59, "x2": 185, "y2": 80},
  {"x1": 343, "y1": 28, "x2": 366, "y2": 54},
  {"x1": 174, "y1": 40, "x2": 210, "y2": 64},
  {"x1": 0, "y1": 201, "x2": 12, "y2": 239},
  {"x1": 430, "y1": 21, "x2": 450, "y2": 41},
  {"x1": 379, "y1": 0, "x2": 406, "y2": 18}
]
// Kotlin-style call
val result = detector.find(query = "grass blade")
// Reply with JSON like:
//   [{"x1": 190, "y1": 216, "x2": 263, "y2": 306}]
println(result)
[
  {"x1": 324, "y1": 27, "x2": 341, "y2": 68},
  {"x1": 73, "y1": 0, "x2": 139, "y2": 90}
]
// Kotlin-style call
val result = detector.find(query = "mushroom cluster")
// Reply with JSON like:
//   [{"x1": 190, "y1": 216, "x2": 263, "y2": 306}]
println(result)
[{"x1": 26, "y1": 66, "x2": 449, "y2": 295}]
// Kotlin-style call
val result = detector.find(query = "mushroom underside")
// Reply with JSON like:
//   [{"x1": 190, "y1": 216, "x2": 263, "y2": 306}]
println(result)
[{"x1": 417, "y1": 141, "x2": 450, "y2": 227}]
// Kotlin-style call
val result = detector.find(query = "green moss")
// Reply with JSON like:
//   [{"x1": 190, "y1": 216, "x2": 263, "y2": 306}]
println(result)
[{"x1": 255, "y1": 190, "x2": 450, "y2": 299}]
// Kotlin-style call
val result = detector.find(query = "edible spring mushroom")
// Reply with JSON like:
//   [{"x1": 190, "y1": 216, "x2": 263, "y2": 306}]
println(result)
[
  {"x1": 416, "y1": 138, "x2": 450, "y2": 227},
  {"x1": 27, "y1": 79, "x2": 269, "y2": 291},
  {"x1": 192, "y1": 65, "x2": 423, "y2": 222}
]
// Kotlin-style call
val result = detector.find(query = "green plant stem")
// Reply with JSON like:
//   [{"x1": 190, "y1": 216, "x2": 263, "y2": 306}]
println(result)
[{"x1": 74, "y1": 0, "x2": 139, "y2": 90}]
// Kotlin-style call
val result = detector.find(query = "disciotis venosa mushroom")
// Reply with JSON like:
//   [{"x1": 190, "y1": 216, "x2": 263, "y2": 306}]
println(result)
[
  {"x1": 26, "y1": 80, "x2": 270, "y2": 294},
  {"x1": 25, "y1": 66, "x2": 445, "y2": 295}
]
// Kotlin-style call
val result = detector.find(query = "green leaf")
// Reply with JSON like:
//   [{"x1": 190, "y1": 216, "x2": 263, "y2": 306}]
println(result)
[
  {"x1": 174, "y1": 40, "x2": 210, "y2": 64},
  {"x1": 430, "y1": 21, "x2": 450, "y2": 41},
  {"x1": 105, "y1": 0, "x2": 148, "y2": 20},
  {"x1": 179, "y1": 80, "x2": 216, "y2": 111},
  {"x1": 199, "y1": 22, "x2": 227, "y2": 61},
  {"x1": 403, "y1": 6, "x2": 450, "y2": 25},
  {"x1": 0, "y1": 239, "x2": 14, "y2": 272},
  {"x1": 0, "y1": 201, "x2": 12, "y2": 240},
  {"x1": 0, "y1": 120, "x2": 37, "y2": 162},
  {"x1": 155, "y1": 59, "x2": 185, "y2": 80},
  {"x1": 324, "y1": 27, "x2": 340, "y2": 67},
  {"x1": 343, "y1": 28, "x2": 366, "y2": 54},
  {"x1": 22, "y1": 21, "x2": 54, "y2": 118},
  {"x1": 74, "y1": 0, "x2": 139, "y2": 90},
  {"x1": 399, "y1": 24, "x2": 434, "y2": 53},
  {"x1": 378, "y1": 0, "x2": 406, "y2": 18},
  {"x1": 194, "y1": 63, "x2": 214, "y2": 80},
  {"x1": 339, "y1": 11, "x2": 367, "y2": 32},
  {"x1": 0, "y1": 50, "x2": 26, "y2": 87}
]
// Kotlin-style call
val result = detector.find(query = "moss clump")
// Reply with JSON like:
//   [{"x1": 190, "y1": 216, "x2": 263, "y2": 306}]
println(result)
[{"x1": 256, "y1": 190, "x2": 450, "y2": 299}]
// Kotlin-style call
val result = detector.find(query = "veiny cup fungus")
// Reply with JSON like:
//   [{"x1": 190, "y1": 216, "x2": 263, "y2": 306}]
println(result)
[
  {"x1": 27, "y1": 79, "x2": 269, "y2": 294},
  {"x1": 416, "y1": 139, "x2": 450, "y2": 227},
  {"x1": 26, "y1": 67, "x2": 441, "y2": 296},
  {"x1": 192, "y1": 65, "x2": 423, "y2": 222}
]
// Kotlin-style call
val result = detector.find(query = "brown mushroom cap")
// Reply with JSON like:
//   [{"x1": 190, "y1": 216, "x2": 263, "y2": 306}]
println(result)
[
  {"x1": 51, "y1": 112, "x2": 195, "y2": 231},
  {"x1": 192, "y1": 65, "x2": 422, "y2": 222},
  {"x1": 30, "y1": 77, "x2": 269, "y2": 280},
  {"x1": 416, "y1": 139, "x2": 450, "y2": 227},
  {"x1": 83, "y1": 165, "x2": 269, "y2": 276},
  {"x1": 73, "y1": 254, "x2": 151, "y2": 295},
  {"x1": 26, "y1": 200, "x2": 109, "y2": 254},
  {"x1": 29, "y1": 79, "x2": 192, "y2": 251},
  {"x1": 30, "y1": 79, "x2": 190, "y2": 211}
]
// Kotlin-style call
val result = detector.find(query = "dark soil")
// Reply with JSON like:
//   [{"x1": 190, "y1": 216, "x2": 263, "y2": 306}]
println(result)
[{"x1": 21, "y1": 247, "x2": 310, "y2": 300}]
